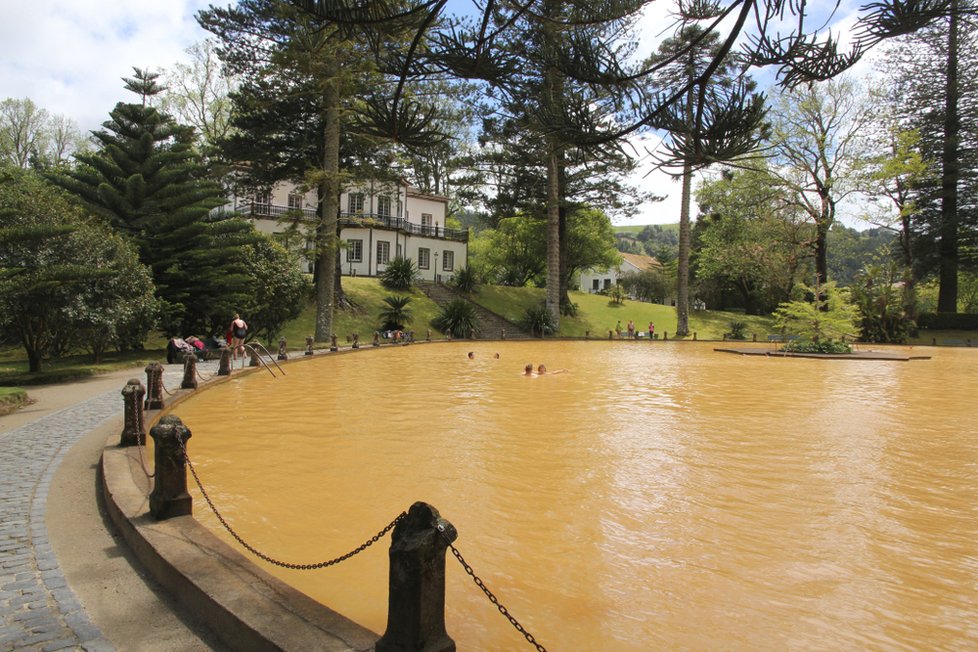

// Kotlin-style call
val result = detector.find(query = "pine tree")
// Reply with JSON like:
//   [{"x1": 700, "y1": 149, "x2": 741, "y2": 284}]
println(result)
[
  {"x1": 53, "y1": 68, "x2": 257, "y2": 335},
  {"x1": 875, "y1": 1, "x2": 978, "y2": 312}
]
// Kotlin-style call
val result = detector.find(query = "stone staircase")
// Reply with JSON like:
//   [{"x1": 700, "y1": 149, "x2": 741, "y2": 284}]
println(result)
[{"x1": 421, "y1": 282, "x2": 533, "y2": 339}]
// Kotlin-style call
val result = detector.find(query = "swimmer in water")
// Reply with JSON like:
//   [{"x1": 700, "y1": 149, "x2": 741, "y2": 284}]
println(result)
[{"x1": 523, "y1": 363, "x2": 536, "y2": 376}]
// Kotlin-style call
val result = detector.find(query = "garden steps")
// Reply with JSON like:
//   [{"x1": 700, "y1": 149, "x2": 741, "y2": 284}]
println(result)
[{"x1": 421, "y1": 282, "x2": 533, "y2": 339}]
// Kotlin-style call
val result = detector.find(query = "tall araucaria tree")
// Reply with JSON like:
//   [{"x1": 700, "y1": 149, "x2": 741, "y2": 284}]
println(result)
[
  {"x1": 51, "y1": 68, "x2": 259, "y2": 335},
  {"x1": 201, "y1": 0, "x2": 447, "y2": 342},
  {"x1": 874, "y1": 0, "x2": 978, "y2": 312}
]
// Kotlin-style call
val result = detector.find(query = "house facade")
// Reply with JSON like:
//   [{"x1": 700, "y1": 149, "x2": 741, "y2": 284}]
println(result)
[
  {"x1": 227, "y1": 179, "x2": 467, "y2": 282},
  {"x1": 580, "y1": 252, "x2": 662, "y2": 294}
]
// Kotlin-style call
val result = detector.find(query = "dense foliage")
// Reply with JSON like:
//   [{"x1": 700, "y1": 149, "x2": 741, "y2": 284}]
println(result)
[
  {"x1": 431, "y1": 298, "x2": 478, "y2": 339},
  {"x1": 0, "y1": 168, "x2": 157, "y2": 371},
  {"x1": 381, "y1": 256, "x2": 419, "y2": 291}
]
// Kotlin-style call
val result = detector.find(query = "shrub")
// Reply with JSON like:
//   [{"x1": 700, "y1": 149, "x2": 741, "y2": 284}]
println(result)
[
  {"x1": 726, "y1": 321, "x2": 748, "y2": 340},
  {"x1": 451, "y1": 266, "x2": 478, "y2": 294},
  {"x1": 519, "y1": 304, "x2": 558, "y2": 337},
  {"x1": 783, "y1": 340, "x2": 852, "y2": 354},
  {"x1": 608, "y1": 283, "x2": 626, "y2": 305},
  {"x1": 917, "y1": 312, "x2": 978, "y2": 330},
  {"x1": 378, "y1": 295, "x2": 412, "y2": 331},
  {"x1": 432, "y1": 298, "x2": 479, "y2": 339},
  {"x1": 381, "y1": 256, "x2": 419, "y2": 291}
]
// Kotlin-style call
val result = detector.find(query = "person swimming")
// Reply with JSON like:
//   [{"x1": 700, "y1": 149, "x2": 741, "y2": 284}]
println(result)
[{"x1": 523, "y1": 363, "x2": 536, "y2": 376}]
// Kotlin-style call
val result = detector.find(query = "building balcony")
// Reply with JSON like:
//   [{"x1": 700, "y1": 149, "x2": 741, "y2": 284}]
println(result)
[{"x1": 236, "y1": 202, "x2": 468, "y2": 243}]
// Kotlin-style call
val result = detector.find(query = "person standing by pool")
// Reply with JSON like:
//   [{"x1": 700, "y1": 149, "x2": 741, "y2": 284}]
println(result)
[
  {"x1": 627, "y1": 320, "x2": 635, "y2": 338},
  {"x1": 648, "y1": 321, "x2": 655, "y2": 339},
  {"x1": 230, "y1": 313, "x2": 248, "y2": 361},
  {"x1": 615, "y1": 321, "x2": 622, "y2": 338}
]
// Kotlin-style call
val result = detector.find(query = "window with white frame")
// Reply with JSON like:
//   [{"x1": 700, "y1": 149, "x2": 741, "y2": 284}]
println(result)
[
  {"x1": 254, "y1": 191, "x2": 271, "y2": 215},
  {"x1": 377, "y1": 195, "x2": 392, "y2": 217},
  {"x1": 418, "y1": 247, "x2": 430, "y2": 269},
  {"x1": 348, "y1": 193, "x2": 364, "y2": 214},
  {"x1": 377, "y1": 241, "x2": 390, "y2": 265},
  {"x1": 442, "y1": 250, "x2": 454, "y2": 272},
  {"x1": 421, "y1": 213, "x2": 433, "y2": 234},
  {"x1": 288, "y1": 193, "x2": 303, "y2": 210},
  {"x1": 346, "y1": 239, "x2": 363, "y2": 263}
]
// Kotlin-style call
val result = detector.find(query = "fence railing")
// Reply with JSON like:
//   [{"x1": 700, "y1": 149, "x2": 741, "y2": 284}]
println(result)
[{"x1": 235, "y1": 202, "x2": 469, "y2": 242}]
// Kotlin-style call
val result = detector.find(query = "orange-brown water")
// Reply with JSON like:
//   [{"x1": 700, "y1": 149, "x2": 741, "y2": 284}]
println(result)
[{"x1": 172, "y1": 341, "x2": 978, "y2": 651}]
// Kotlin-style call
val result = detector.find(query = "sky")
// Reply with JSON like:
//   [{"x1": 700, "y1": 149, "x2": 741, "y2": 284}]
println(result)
[{"x1": 0, "y1": 0, "x2": 881, "y2": 228}]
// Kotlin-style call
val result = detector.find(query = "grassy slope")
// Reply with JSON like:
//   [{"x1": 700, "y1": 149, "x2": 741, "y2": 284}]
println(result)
[
  {"x1": 278, "y1": 277, "x2": 446, "y2": 346},
  {"x1": 472, "y1": 285, "x2": 774, "y2": 339}
]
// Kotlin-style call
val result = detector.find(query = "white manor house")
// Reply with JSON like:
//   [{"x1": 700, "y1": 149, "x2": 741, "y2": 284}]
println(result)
[{"x1": 226, "y1": 179, "x2": 468, "y2": 282}]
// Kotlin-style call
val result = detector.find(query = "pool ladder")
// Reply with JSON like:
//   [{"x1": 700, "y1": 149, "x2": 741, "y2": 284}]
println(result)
[{"x1": 243, "y1": 342, "x2": 286, "y2": 377}]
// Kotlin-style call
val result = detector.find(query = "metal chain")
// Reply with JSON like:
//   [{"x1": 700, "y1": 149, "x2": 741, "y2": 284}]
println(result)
[
  {"x1": 131, "y1": 391, "x2": 155, "y2": 479},
  {"x1": 160, "y1": 376, "x2": 175, "y2": 396},
  {"x1": 447, "y1": 542, "x2": 548, "y2": 652},
  {"x1": 179, "y1": 438, "x2": 404, "y2": 569}
]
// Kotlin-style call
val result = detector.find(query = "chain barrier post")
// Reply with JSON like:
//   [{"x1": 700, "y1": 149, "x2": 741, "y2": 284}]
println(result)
[
  {"x1": 328, "y1": 334, "x2": 338, "y2": 352},
  {"x1": 120, "y1": 378, "x2": 146, "y2": 447},
  {"x1": 181, "y1": 353, "x2": 199, "y2": 390},
  {"x1": 376, "y1": 502, "x2": 458, "y2": 652},
  {"x1": 149, "y1": 415, "x2": 193, "y2": 520},
  {"x1": 307, "y1": 335, "x2": 316, "y2": 355},
  {"x1": 352, "y1": 333, "x2": 360, "y2": 349},
  {"x1": 217, "y1": 347, "x2": 232, "y2": 376},
  {"x1": 248, "y1": 345, "x2": 260, "y2": 367},
  {"x1": 278, "y1": 337, "x2": 289, "y2": 360},
  {"x1": 373, "y1": 332, "x2": 381, "y2": 347},
  {"x1": 144, "y1": 362, "x2": 165, "y2": 410}
]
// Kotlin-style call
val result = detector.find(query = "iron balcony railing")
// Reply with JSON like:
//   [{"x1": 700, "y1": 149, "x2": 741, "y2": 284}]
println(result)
[{"x1": 236, "y1": 202, "x2": 469, "y2": 243}]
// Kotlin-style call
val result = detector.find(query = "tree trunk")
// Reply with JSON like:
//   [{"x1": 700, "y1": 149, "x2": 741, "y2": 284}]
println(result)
[
  {"x1": 545, "y1": 145, "x2": 561, "y2": 325},
  {"x1": 675, "y1": 161, "x2": 692, "y2": 336},
  {"x1": 938, "y1": 0, "x2": 960, "y2": 313},
  {"x1": 315, "y1": 72, "x2": 341, "y2": 342}
]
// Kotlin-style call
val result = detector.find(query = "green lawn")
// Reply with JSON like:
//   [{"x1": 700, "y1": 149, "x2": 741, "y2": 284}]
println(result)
[{"x1": 472, "y1": 285, "x2": 776, "y2": 339}]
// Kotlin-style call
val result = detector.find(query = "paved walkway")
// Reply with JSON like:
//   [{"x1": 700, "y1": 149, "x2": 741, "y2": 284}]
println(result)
[{"x1": 0, "y1": 362, "x2": 220, "y2": 652}]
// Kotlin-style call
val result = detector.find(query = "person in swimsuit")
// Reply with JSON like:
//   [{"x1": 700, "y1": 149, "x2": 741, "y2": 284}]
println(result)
[{"x1": 230, "y1": 313, "x2": 248, "y2": 361}]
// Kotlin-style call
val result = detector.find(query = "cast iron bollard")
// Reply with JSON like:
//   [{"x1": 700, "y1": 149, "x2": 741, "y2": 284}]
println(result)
[
  {"x1": 376, "y1": 502, "x2": 458, "y2": 652},
  {"x1": 585, "y1": 330, "x2": 590, "y2": 339},
  {"x1": 426, "y1": 329, "x2": 431, "y2": 342},
  {"x1": 120, "y1": 378, "x2": 146, "y2": 447},
  {"x1": 608, "y1": 330, "x2": 613, "y2": 340},
  {"x1": 307, "y1": 335, "x2": 316, "y2": 355},
  {"x1": 501, "y1": 328, "x2": 506, "y2": 340},
  {"x1": 149, "y1": 415, "x2": 193, "y2": 520},
  {"x1": 353, "y1": 333, "x2": 360, "y2": 349},
  {"x1": 752, "y1": 333, "x2": 757, "y2": 342},
  {"x1": 217, "y1": 348, "x2": 232, "y2": 376},
  {"x1": 278, "y1": 337, "x2": 289, "y2": 360},
  {"x1": 693, "y1": 332, "x2": 697, "y2": 341},
  {"x1": 373, "y1": 332, "x2": 381, "y2": 347},
  {"x1": 144, "y1": 362, "x2": 165, "y2": 410},
  {"x1": 181, "y1": 353, "x2": 198, "y2": 390},
  {"x1": 329, "y1": 334, "x2": 338, "y2": 352},
  {"x1": 663, "y1": 331, "x2": 668, "y2": 340},
  {"x1": 248, "y1": 346, "x2": 260, "y2": 367}
]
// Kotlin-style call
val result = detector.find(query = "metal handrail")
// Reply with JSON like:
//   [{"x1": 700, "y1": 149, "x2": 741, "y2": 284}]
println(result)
[{"x1": 243, "y1": 344, "x2": 279, "y2": 377}]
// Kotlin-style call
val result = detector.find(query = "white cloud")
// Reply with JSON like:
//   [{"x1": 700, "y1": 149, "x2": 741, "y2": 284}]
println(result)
[{"x1": 0, "y1": 0, "x2": 213, "y2": 132}]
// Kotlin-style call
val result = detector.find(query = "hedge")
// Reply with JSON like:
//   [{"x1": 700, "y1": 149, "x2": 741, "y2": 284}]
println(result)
[{"x1": 916, "y1": 312, "x2": 978, "y2": 330}]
